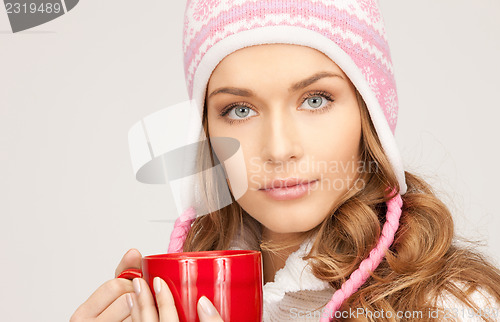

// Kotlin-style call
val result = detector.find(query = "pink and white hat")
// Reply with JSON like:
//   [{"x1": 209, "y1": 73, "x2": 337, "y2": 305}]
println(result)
[
  {"x1": 183, "y1": 0, "x2": 407, "y2": 195},
  {"x1": 167, "y1": 0, "x2": 407, "y2": 319}
]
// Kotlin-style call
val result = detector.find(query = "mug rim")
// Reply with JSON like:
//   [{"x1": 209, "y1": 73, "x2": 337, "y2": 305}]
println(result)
[{"x1": 143, "y1": 249, "x2": 261, "y2": 260}]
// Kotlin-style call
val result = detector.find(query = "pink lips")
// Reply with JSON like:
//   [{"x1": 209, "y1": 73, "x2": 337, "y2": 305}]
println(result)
[{"x1": 259, "y1": 179, "x2": 319, "y2": 201}]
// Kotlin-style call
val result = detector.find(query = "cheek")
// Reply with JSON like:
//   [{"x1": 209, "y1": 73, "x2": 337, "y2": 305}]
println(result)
[
  {"x1": 223, "y1": 148, "x2": 248, "y2": 199},
  {"x1": 210, "y1": 136, "x2": 250, "y2": 200},
  {"x1": 324, "y1": 128, "x2": 361, "y2": 164},
  {"x1": 311, "y1": 112, "x2": 363, "y2": 192},
  {"x1": 313, "y1": 112, "x2": 361, "y2": 162}
]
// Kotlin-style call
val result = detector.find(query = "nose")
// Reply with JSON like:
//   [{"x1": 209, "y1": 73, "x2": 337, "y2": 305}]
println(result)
[{"x1": 260, "y1": 109, "x2": 303, "y2": 163}]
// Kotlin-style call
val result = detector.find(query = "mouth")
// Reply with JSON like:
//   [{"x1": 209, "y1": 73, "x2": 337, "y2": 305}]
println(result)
[
  {"x1": 259, "y1": 178, "x2": 318, "y2": 190},
  {"x1": 259, "y1": 178, "x2": 319, "y2": 201}
]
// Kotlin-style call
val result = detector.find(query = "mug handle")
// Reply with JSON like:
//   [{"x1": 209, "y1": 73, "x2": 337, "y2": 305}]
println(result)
[{"x1": 117, "y1": 268, "x2": 143, "y2": 280}]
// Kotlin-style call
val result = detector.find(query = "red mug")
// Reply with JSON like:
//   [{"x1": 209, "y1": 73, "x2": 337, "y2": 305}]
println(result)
[{"x1": 117, "y1": 250, "x2": 263, "y2": 322}]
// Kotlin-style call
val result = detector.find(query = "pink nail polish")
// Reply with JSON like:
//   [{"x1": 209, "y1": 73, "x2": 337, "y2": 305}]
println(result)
[
  {"x1": 132, "y1": 278, "x2": 141, "y2": 295},
  {"x1": 153, "y1": 277, "x2": 162, "y2": 294},
  {"x1": 199, "y1": 296, "x2": 217, "y2": 316}
]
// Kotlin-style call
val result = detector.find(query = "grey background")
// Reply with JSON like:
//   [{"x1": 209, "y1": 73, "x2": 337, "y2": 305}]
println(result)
[{"x1": 1, "y1": 1, "x2": 499, "y2": 321}]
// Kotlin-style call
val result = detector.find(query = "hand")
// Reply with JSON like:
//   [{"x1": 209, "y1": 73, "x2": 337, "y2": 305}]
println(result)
[
  {"x1": 70, "y1": 248, "x2": 142, "y2": 322},
  {"x1": 129, "y1": 277, "x2": 224, "y2": 322}
]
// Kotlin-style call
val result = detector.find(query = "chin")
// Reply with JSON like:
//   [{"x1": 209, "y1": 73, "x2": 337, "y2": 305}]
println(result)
[{"x1": 261, "y1": 220, "x2": 319, "y2": 235}]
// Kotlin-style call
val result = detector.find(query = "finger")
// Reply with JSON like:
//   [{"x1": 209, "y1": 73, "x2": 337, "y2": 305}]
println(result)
[
  {"x1": 129, "y1": 292, "x2": 140, "y2": 322},
  {"x1": 197, "y1": 296, "x2": 224, "y2": 322},
  {"x1": 131, "y1": 278, "x2": 159, "y2": 322},
  {"x1": 115, "y1": 248, "x2": 142, "y2": 278},
  {"x1": 76, "y1": 278, "x2": 134, "y2": 318},
  {"x1": 154, "y1": 277, "x2": 179, "y2": 322},
  {"x1": 122, "y1": 316, "x2": 132, "y2": 322},
  {"x1": 95, "y1": 292, "x2": 133, "y2": 322}
]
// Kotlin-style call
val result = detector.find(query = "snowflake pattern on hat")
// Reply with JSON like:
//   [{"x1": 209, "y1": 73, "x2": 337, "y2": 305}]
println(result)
[{"x1": 359, "y1": 0, "x2": 381, "y2": 23}]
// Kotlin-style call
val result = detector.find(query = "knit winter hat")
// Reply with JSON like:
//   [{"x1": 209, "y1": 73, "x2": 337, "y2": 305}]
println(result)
[
  {"x1": 169, "y1": 0, "x2": 406, "y2": 320},
  {"x1": 183, "y1": 0, "x2": 407, "y2": 195}
]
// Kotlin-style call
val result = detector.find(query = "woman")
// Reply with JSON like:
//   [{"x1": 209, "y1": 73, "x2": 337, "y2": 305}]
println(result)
[{"x1": 71, "y1": 0, "x2": 500, "y2": 321}]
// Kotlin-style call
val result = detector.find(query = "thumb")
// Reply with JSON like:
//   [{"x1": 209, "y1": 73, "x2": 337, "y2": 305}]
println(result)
[
  {"x1": 114, "y1": 248, "x2": 142, "y2": 278},
  {"x1": 197, "y1": 296, "x2": 224, "y2": 322}
]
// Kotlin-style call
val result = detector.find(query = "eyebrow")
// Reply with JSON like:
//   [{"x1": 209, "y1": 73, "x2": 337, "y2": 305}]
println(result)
[{"x1": 207, "y1": 71, "x2": 344, "y2": 99}]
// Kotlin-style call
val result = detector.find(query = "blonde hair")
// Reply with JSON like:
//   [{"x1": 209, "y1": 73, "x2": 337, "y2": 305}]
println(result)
[{"x1": 183, "y1": 89, "x2": 500, "y2": 321}]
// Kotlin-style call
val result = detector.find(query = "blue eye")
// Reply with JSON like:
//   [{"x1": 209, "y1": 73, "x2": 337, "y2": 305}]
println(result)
[
  {"x1": 304, "y1": 96, "x2": 324, "y2": 109},
  {"x1": 219, "y1": 91, "x2": 334, "y2": 125},
  {"x1": 221, "y1": 104, "x2": 257, "y2": 123},
  {"x1": 300, "y1": 91, "x2": 334, "y2": 112}
]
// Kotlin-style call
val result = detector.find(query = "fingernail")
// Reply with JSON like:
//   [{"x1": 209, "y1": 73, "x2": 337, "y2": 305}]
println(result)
[
  {"x1": 133, "y1": 278, "x2": 141, "y2": 295},
  {"x1": 199, "y1": 296, "x2": 217, "y2": 316},
  {"x1": 126, "y1": 293, "x2": 134, "y2": 309},
  {"x1": 153, "y1": 277, "x2": 161, "y2": 294}
]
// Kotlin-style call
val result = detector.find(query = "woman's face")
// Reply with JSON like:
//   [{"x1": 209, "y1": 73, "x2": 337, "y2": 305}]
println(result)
[{"x1": 206, "y1": 44, "x2": 362, "y2": 236}]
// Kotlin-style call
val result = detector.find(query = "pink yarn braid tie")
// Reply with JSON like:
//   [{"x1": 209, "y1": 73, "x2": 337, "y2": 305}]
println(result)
[
  {"x1": 167, "y1": 206, "x2": 197, "y2": 253},
  {"x1": 320, "y1": 190, "x2": 403, "y2": 322}
]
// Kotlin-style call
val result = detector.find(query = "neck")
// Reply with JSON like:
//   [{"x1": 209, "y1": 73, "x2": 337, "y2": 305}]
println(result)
[{"x1": 260, "y1": 228, "x2": 304, "y2": 284}]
